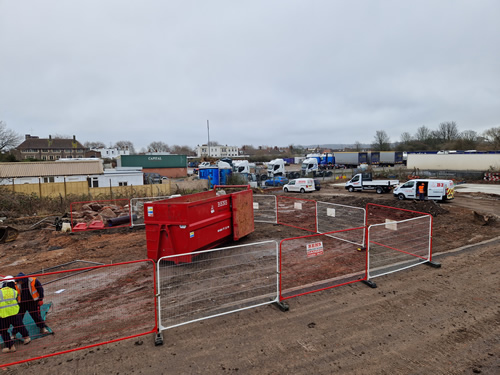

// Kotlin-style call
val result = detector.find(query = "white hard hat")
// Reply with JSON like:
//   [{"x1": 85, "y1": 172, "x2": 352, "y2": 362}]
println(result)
[{"x1": 1, "y1": 275, "x2": 14, "y2": 288}]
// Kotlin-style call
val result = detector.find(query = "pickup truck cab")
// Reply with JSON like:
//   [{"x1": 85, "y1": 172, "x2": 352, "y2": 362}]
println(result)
[
  {"x1": 345, "y1": 173, "x2": 399, "y2": 194},
  {"x1": 393, "y1": 179, "x2": 455, "y2": 201},
  {"x1": 283, "y1": 178, "x2": 316, "y2": 193}
]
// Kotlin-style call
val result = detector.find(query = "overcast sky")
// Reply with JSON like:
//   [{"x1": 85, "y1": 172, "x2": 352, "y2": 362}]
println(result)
[{"x1": 1, "y1": 0, "x2": 499, "y2": 151}]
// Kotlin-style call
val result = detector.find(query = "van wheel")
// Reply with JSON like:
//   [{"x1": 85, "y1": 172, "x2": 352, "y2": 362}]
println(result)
[
  {"x1": 376, "y1": 187, "x2": 383, "y2": 194},
  {"x1": 398, "y1": 193, "x2": 405, "y2": 201},
  {"x1": 348, "y1": 186, "x2": 354, "y2": 192},
  {"x1": 300, "y1": 188, "x2": 305, "y2": 193},
  {"x1": 284, "y1": 187, "x2": 288, "y2": 192}
]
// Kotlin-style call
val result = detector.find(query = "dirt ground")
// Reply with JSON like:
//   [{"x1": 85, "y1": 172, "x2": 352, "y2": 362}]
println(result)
[{"x1": 1, "y1": 183, "x2": 499, "y2": 374}]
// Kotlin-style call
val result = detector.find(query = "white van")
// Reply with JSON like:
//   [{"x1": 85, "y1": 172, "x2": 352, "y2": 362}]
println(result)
[
  {"x1": 393, "y1": 179, "x2": 455, "y2": 201},
  {"x1": 283, "y1": 178, "x2": 316, "y2": 193}
]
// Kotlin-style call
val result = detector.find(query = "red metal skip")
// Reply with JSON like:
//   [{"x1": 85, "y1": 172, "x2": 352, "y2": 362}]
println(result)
[{"x1": 144, "y1": 187, "x2": 254, "y2": 262}]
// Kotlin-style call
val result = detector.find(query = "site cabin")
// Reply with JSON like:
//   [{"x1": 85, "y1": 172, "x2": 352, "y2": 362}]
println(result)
[
  {"x1": 393, "y1": 179, "x2": 455, "y2": 201},
  {"x1": 283, "y1": 178, "x2": 316, "y2": 193},
  {"x1": 345, "y1": 173, "x2": 399, "y2": 194}
]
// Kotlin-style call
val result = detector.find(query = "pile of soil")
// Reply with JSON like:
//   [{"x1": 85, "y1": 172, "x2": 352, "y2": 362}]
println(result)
[{"x1": 0, "y1": 184, "x2": 499, "y2": 374}]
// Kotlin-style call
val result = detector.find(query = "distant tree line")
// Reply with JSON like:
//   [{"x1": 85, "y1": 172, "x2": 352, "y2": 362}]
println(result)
[
  {"x1": 1, "y1": 120, "x2": 500, "y2": 163},
  {"x1": 372, "y1": 122, "x2": 500, "y2": 152}
]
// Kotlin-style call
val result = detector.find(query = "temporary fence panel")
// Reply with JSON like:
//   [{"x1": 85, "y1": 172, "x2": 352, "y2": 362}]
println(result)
[
  {"x1": 279, "y1": 228, "x2": 367, "y2": 300},
  {"x1": 277, "y1": 196, "x2": 317, "y2": 233},
  {"x1": 69, "y1": 198, "x2": 132, "y2": 231},
  {"x1": 129, "y1": 195, "x2": 176, "y2": 227},
  {"x1": 365, "y1": 203, "x2": 428, "y2": 227},
  {"x1": 0, "y1": 260, "x2": 156, "y2": 369},
  {"x1": 157, "y1": 241, "x2": 279, "y2": 331},
  {"x1": 316, "y1": 202, "x2": 366, "y2": 247},
  {"x1": 367, "y1": 215, "x2": 433, "y2": 279},
  {"x1": 253, "y1": 195, "x2": 277, "y2": 223}
]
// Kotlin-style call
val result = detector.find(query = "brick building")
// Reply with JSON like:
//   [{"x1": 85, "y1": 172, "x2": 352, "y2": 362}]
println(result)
[{"x1": 14, "y1": 134, "x2": 86, "y2": 161}]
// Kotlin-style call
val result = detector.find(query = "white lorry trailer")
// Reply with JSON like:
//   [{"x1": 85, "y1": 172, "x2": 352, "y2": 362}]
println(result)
[
  {"x1": 345, "y1": 173, "x2": 399, "y2": 194},
  {"x1": 393, "y1": 179, "x2": 455, "y2": 201}
]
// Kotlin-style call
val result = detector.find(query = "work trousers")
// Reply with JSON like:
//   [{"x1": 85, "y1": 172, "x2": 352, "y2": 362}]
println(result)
[
  {"x1": 11, "y1": 301, "x2": 47, "y2": 340},
  {"x1": 1, "y1": 314, "x2": 29, "y2": 349},
  {"x1": 19, "y1": 301, "x2": 46, "y2": 330}
]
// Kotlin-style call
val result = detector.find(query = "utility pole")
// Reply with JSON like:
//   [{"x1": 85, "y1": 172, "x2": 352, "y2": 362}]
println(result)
[{"x1": 207, "y1": 120, "x2": 210, "y2": 158}]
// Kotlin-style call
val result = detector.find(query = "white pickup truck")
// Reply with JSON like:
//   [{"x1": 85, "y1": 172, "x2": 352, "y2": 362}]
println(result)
[{"x1": 345, "y1": 173, "x2": 399, "y2": 194}]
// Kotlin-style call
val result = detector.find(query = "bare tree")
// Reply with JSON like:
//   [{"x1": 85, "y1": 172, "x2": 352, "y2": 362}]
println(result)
[
  {"x1": 114, "y1": 140, "x2": 136, "y2": 154},
  {"x1": 483, "y1": 126, "x2": 500, "y2": 149},
  {"x1": 0, "y1": 121, "x2": 22, "y2": 152},
  {"x1": 435, "y1": 121, "x2": 459, "y2": 143},
  {"x1": 400, "y1": 132, "x2": 412, "y2": 144},
  {"x1": 171, "y1": 145, "x2": 195, "y2": 155},
  {"x1": 459, "y1": 130, "x2": 479, "y2": 149},
  {"x1": 415, "y1": 126, "x2": 432, "y2": 142},
  {"x1": 354, "y1": 141, "x2": 362, "y2": 151},
  {"x1": 52, "y1": 134, "x2": 72, "y2": 139},
  {"x1": 84, "y1": 141, "x2": 106, "y2": 149},
  {"x1": 148, "y1": 141, "x2": 170, "y2": 153},
  {"x1": 371, "y1": 130, "x2": 391, "y2": 151}
]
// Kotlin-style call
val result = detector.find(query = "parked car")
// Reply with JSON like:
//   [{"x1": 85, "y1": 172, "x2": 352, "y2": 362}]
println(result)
[
  {"x1": 313, "y1": 179, "x2": 321, "y2": 191},
  {"x1": 144, "y1": 173, "x2": 168, "y2": 184},
  {"x1": 264, "y1": 176, "x2": 289, "y2": 187}
]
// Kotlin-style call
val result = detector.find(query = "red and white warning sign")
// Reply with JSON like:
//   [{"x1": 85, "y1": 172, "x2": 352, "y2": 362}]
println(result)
[{"x1": 306, "y1": 241, "x2": 324, "y2": 258}]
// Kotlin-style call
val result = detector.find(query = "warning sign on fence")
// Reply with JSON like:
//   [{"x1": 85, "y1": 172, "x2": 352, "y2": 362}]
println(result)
[{"x1": 306, "y1": 241, "x2": 324, "y2": 258}]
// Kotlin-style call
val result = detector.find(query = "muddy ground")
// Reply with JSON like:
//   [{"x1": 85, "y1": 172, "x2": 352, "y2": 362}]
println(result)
[{"x1": 1, "y1": 183, "x2": 499, "y2": 374}]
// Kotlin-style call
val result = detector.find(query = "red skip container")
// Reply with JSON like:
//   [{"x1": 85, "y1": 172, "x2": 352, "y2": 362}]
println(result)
[{"x1": 144, "y1": 186, "x2": 254, "y2": 263}]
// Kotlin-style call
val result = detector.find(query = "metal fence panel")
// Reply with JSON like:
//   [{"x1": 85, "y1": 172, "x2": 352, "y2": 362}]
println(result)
[
  {"x1": 69, "y1": 198, "x2": 131, "y2": 231},
  {"x1": 253, "y1": 195, "x2": 277, "y2": 223},
  {"x1": 279, "y1": 228, "x2": 367, "y2": 300},
  {"x1": 130, "y1": 195, "x2": 176, "y2": 227},
  {"x1": 366, "y1": 203, "x2": 428, "y2": 227},
  {"x1": 367, "y1": 215, "x2": 432, "y2": 279},
  {"x1": 1, "y1": 260, "x2": 157, "y2": 368},
  {"x1": 277, "y1": 196, "x2": 317, "y2": 232},
  {"x1": 157, "y1": 241, "x2": 279, "y2": 331},
  {"x1": 316, "y1": 202, "x2": 366, "y2": 247}
]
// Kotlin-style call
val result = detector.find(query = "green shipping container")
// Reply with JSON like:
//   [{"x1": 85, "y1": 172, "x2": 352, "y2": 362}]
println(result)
[{"x1": 118, "y1": 155, "x2": 187, "y2": 168}]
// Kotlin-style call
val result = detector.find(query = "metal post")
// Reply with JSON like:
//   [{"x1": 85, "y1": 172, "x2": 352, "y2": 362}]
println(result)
[{"x1": 207, "y1": 120, "x2": 210, "y2": 158}]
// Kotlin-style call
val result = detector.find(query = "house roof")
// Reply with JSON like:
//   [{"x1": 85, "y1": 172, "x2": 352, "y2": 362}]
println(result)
[
  {"x1": 0, "y1": 161, "x2": 104, "y2": 178},
  {"x1": 16, "y1": 135, "x2": 85, "y2": 150}
]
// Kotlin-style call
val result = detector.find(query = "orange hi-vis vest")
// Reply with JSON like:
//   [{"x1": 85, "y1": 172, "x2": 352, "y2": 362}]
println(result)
[
  {"x1": 15, "y1": 277, "x2": 40, "y2": 303},
  {"x1": 418, "y1": 185, "x2": 424, "y2": 193}
]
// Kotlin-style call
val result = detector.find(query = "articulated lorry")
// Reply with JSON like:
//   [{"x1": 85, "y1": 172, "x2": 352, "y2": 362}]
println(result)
[
  {"x1": 345, "y1": 173, "x2": 399, "y2": 194},
  {"x1": 267, "y1": 159, "x2": 301, "y2": 179},
  {"x1": 233, "y1": 160, "x2": 255, "y2": 174},
  {"x1": 267, "y1": 158, "x2": 286, "y2": 178}
]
